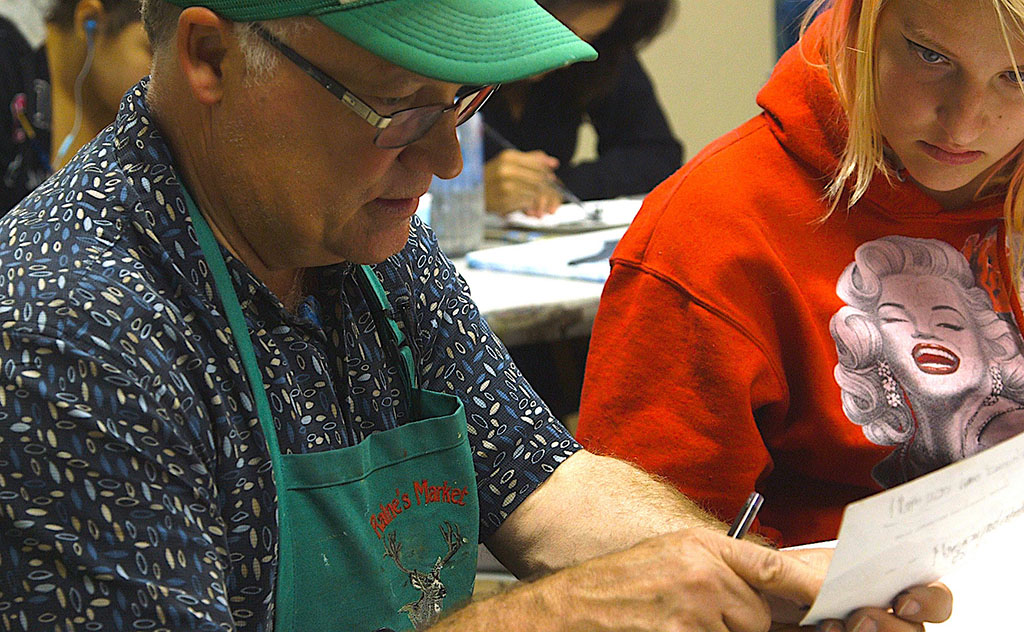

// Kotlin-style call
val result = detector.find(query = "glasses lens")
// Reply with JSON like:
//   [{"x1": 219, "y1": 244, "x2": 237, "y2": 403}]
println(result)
[
  {"x1": 375, "y1": 105, "x2": 446, "y2": 149},
  {"x1": 455, "y1": 85, "x2": 496, "y2": 125},
  {"x1": 372, "y1": 85, "x2": 497, "y2": 149}
]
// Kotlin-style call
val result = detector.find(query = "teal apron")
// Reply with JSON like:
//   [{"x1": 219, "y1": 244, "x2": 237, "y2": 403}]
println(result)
[{"x1": 185, "y1": 193, "x2": 479, "y2": 632}]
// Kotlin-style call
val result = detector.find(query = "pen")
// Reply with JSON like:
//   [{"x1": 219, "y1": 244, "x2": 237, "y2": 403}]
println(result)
[
  {"x1": 499, "y1": 229, "x2": 544, "y2": 243},
  {"x1": 482, "y1": 121, "x2": 585, "y2": 207},
  {"x1": 727, "y1": 491, "x2": 764, "y2": 539}
]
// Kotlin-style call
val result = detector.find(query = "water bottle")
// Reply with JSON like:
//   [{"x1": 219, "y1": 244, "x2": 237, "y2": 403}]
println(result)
[{"x1": 422, "y1": 114, "x2": 485, "y2": 257}]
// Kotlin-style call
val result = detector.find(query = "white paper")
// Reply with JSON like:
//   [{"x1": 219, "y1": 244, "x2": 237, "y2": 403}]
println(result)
[
  {"x1": 502, "y1": 198, "x2": 642, "y2": 231},
  {"x1": 931, "y1": 526, "x2": 1020, "y2": 630},
  {"x1": 801, "y1": 430, "x2": 1024, "y2": 624},
  {"x1": 464, "y1": 227, "x2": 627, "y2": 282}
]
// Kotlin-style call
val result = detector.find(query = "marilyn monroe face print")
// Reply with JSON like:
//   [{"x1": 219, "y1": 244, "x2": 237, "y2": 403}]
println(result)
[
  {"x1": 830, "y1": 235, "x2": 1024, "y2": 487},
  {"x1": 875, "y1": 273, "x2": 987, "y2": 406}
]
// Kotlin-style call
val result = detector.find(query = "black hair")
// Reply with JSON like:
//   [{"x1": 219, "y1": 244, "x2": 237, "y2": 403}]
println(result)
[
  {"x1": 541, "y1": 0, "x2": 674, "y2": 108},
  {"x1": 47, "y1": 0, "x2": 143, "y2": 36}
]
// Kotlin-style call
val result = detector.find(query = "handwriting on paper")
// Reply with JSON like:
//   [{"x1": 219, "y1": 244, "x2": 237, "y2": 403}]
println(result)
[{"x1": 801, "y1": 430, "x2": 1024, "y2": 624}]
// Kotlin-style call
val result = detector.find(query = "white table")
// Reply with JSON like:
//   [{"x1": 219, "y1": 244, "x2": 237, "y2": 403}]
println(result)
[{"x1": 454, "y1": 259, "x2": 606, "y2": 347}]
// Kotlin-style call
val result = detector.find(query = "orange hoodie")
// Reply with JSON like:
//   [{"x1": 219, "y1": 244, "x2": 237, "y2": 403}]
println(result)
[{"x1": 577, "y1": 16, "x2": 1024, "y2": 546}]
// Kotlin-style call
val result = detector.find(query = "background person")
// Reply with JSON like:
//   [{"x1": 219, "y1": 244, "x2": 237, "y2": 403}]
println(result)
[
  {"x1": 0, "y1": 0, "x2": 952, "y2": 629},
  {"x1": 482, "y1": 0, "x2": 682, "y2": 216},
  {"x1": 0, "y1": 0, "x2": 150, "y2": 215},
  {"x1": 776, "y1": 0, "x2": 817, "y2": 57},
  {"x1": 577, "y1": 0, "x2": 1024, "y2": 547}
]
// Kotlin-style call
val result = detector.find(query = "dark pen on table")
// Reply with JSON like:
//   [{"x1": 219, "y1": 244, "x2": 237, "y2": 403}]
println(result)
[
  {"x1": 727, "y1": 491, "x2": 764, "y2": 539},
  {"x1": 482, "y1": 121, "x2": 591, "y2": 213}
]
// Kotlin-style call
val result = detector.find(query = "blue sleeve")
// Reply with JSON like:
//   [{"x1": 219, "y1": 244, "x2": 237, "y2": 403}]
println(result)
[
  {"x1": 387, "y1": 218, "x2": 582, "y2": 538},
  {"x1": 0, "y1": 327, "x2": 236, "y2": 630}
]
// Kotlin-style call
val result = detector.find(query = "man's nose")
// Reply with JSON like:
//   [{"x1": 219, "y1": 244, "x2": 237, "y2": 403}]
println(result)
[{"x1": 401, "y1": 112, "x2": 463, "y2": 180}]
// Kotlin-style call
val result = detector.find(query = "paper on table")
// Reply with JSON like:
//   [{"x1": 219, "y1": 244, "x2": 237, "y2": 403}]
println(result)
[
  {"x1": 464, "y1": 227, "x2": 627, "y2": 282},
  {"x1": 502, "y1": 198, "x2": 642, "y2": 232},
  {"x1": 800, "y1": 429, "x2": 1024, "y2": 624}
]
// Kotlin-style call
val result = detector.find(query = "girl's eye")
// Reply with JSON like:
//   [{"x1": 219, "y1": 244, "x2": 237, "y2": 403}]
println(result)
[
  {"x1": 881, "y1": 317, "x2": 909, "y2": 324},
  {"x1": 907, "y1": 38, "x2": 947, "y2": 65},
  {"x1": 1002, "y1": 70, "x2": 1024, "y2": 85}
]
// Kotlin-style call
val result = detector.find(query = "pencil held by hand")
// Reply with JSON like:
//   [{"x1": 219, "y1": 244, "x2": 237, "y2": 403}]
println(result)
[
  {"x1": 483, "y1": 122, "x2": 580, "y2": 217},
  {"x1": 728, "y1": 491, "x2": 764, "y2": 539},
  {"x1": 485, "y1": 148, "x2": 567, "y2": 217}
]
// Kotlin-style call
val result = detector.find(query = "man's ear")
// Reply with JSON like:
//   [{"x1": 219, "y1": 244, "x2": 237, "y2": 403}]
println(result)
[{"x1": 175, "y1": 7, "x2": 233, "y2": 106}]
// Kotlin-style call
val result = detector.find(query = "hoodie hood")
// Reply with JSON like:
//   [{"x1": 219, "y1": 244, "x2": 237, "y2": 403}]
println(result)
[
  {"x1": 756, "y1": 15, "x2": 847, "y2": 181},
  {"x1": 756, "y1": 12, "x2": 1003, "y2": 219}
]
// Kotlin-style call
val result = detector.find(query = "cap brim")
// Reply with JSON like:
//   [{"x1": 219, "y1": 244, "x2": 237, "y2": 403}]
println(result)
[{"x1": 313, "y1": 0, "x2": 598, "y2": 85}]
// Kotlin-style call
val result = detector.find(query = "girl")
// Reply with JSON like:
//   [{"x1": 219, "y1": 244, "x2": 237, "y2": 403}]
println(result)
[
  {"x1": 1, "y1": 0, "x2": 151, "y2": 214},
  {"x1": 577, "y1": 0, "x2": 1024, "y2": 546}
]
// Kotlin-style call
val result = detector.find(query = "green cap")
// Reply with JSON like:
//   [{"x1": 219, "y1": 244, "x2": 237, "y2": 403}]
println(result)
[{"x1": 164, "y1": 0, "x2": 598, "y2": 84}]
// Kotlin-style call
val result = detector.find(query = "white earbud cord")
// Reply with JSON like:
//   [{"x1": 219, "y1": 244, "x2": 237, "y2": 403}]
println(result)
[{"x1": 53, "y1": 26, "x2": 97, "y2": 168}]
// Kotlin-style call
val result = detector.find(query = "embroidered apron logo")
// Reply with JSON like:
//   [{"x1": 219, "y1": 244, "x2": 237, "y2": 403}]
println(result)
[
  {"x1": 371, "y1": 480, "x2": 470, "y2": 538},
  {"x1": 384, "y1": 522, "x2": 466, "y2": 630}
]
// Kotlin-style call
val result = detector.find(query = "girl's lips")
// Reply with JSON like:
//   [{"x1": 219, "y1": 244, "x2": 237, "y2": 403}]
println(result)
[{"x1": 919, "y1": 141, "x2": 984, "y2": 166}]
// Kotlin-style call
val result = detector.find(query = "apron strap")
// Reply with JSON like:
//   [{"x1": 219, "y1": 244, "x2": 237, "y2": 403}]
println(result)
[
  {"x1": 183, "y1": 186, "x2": 420, "y2": 437},
  {"x1": 355, "y1": 264, "x2": 420, "y2": 395},
  {"x1": 182, "y1": 189, "x2": 285, "y2": 467}
]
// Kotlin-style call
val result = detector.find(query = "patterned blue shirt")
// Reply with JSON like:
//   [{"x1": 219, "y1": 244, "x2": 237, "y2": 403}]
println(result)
[{"x1": 0, "y1": 80, "x2": 580, "y2": 631}]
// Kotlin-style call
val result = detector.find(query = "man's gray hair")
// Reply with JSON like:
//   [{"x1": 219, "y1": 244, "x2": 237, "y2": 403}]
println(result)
[{"x1": 140, "y1": 0, "x2": 310, "y2": 84}]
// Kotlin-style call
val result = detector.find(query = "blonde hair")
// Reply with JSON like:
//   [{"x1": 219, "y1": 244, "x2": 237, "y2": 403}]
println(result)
[{"x1": 803, "y1": 0, "x2": 1024, "y2": 278}]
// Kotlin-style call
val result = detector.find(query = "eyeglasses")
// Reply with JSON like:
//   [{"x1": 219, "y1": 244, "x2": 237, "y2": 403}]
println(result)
[{"x1": 253, "y1": 24, "x2": 497, "y2": 149}]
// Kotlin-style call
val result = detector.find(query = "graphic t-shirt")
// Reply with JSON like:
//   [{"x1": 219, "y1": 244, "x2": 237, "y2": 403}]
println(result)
[{"x1": 831, "y1": 233, "x2": 1024, "y2": 487}]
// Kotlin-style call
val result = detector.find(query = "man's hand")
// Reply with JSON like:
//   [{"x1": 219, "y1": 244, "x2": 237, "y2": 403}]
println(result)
[
  {"x1": 464, "y1": 452, "x2": 953, "y2": 631},
  {"x1": 485, "y1": 148, "x2": 565, "y2": 217},
  {"x1": 525, "y1": 528, "x2": 823, "y2": 632},
  {"x1": 438, "y1": 531, "x2": 952, "y2": 632},
  {"x1": 768, "y1": 547, "x2": 952, "y2": 631}
]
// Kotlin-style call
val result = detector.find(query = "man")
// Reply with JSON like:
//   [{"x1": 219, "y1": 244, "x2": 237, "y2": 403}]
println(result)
[
  {"x1": 0, "y1": 0, "x2": 950, "y2": 630},
  {"x1": 0, "y1": 0, "x2": 151, "y2": 215}
]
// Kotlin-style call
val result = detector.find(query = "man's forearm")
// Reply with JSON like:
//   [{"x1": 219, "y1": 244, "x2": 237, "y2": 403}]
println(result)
[
  {"x1": 485, "y1": 449, "x2": 728, "y2": 578},
  {"x1": 466, "y1": 452, "x2": 953, "y2": 632},
  {"x1": 438, "y1": 519, "x2": 828, "y2": 632}
]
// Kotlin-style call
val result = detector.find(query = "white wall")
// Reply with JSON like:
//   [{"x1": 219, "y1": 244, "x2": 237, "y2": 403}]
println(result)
[{"x1": 638, "y1": 1, "x2": 776, "y2": 158}]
